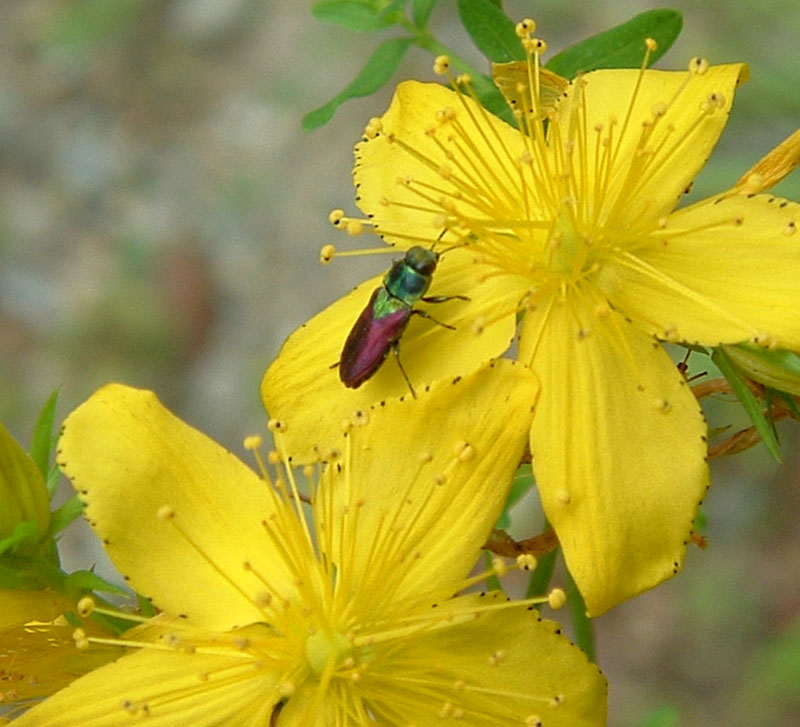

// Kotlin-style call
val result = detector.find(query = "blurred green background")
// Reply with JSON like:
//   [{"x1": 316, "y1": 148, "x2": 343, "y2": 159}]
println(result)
[{"x1": 1, "y1": 1, "x2": 799, "y2": 725}]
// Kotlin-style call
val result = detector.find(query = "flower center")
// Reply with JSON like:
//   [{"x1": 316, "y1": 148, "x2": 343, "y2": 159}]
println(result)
[{"x1": 304, "y1": 628, "x2": 353, "y2": 678}]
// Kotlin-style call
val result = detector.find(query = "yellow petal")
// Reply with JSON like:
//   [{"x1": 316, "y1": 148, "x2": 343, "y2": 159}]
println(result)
[
  {"x1": 317, "y1": 360, "x2": 538, "y2": 606},
  {"x1": 59, "y1": 384, "x2": 298, "y2": 632},
  {"x1": 273, "y1": 684, "x2": 335, "y2": 727},
  {"x1": 491, "y1": 61, "x2": 569, "y2": 117},
  {"x1": 261, "y1": 248, "x2": 521, "y2": 463},
  {"x1": 598, "y1": 193, "x2": 800, "y2": 349},
  {"x1": 0, "y1": 590, "x2": 120, "y2": 706},
  {"x1": 366, "y1": 592, "x2": 606, "y2": 726},
  {"x1": 735, "y1": 127, "x2": 800, "y2": 192},
  {"x1": 520, "y1": 294, "x2": 708, "y2": 616},
  {"x1": 557, "y1": 64, "x2": 748, "y2": 229},
  {"x1": 353, "y1": 80, "x2": 525, "y2": 245},
  {"x1": 0, "y1": 588, "x2": 69, "y2": 629},
  {"x1": 11, "y1": 649, "x2": 279, "y2": 727}
]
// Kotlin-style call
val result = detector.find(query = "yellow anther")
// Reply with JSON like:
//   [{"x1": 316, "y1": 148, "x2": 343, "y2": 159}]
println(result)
[
  {"x1": 341, "y1": 418, "x2": 354, "y2": 434},
  {"x1": 157, "y1": 505, "x2": 175, "y2": 520},
  {"x1": 267, "y1": 450, "x2": 281, "y2": 464},
  {"x1": 555, "y1": 489, "x2": 571, "y2": 505},
  {"x1": 73, "y1": 629, "x2": 90, "y2": 650},
  {"x1": 471, "y1": 316, "x2": 486, "y2": 335},
  {"x1": 654, "y1": 398, "x2": 671, "y2": 413},
  {"x1": 489, "y1": 649, "x2": 507, "y2": 665},
  {"x1": 363, "y1": 116, "x2": 383, "y2": 139},
  {"x1": 547, "y1": 587, "x2": 567, "y2": 610},
  {"x1": 319, "y1": 244, "x2": 336, "y2": 264},
  {"x1": 516, "y1": 553, "x2": 537, "y2": 571},
  {"x1": 740, "y1": 173, "x2": 764, "y2": 194},
  {"x1": 268, "y1": 418, "x2": 287, "y2": 433},
  {"x1": 530, "y1": 38, "x2": 547, "y2": 54},
  {"x1": 244, "y1": 434, "x2": 263, "y2": 450},
  {"x1": 784, "y1": 220, "x2": 796, "y2": 236},
  {"x1": 328, "y1": 209, "x2": 345, "y2": 226},
  {"x1": 353, "y1": 409, "x2": 370, "y2": 427},
  {"x1": 515, "y1": 18, "x2": 536, "y2": 37},
  {"x1": 526, "y1": 717, "x2": 543, "y2": 727},
  {"x1": 77, "y1": 596, "x2": 95, "y2": 618},
  {"x1": 435, "y1": 106, "x2": 455, "y2": 124},
  {"x1": 418, "y1": 451, "x2": 433, "y2": 464},
  {"x1": 593, "y1": 302, "x2": 611, "y2": 318},
  {"x1": 645, "y1": 37, "x2": 658, "y2": 52},
  {"x1": 456, "y1": 73, "x2": 472, "y2": 86},
  {"x1": 433, "y1": 55, "x2": 450, "y2": 75},
  {"x1": 753, "y1": 332, "x2": 778, "y2": 349},
  {"x1": 689, "y1": 56, "x2": 709, "y2": 74},
  {"x1": 457, "y1": 442, "x2": 475, "y2": 462},
  {"x1": 651, "y1": 101, "x2": 667, "y2": 117},
  {"x1": 346, "y1": 219, "x2": 363, "y2": 236}
]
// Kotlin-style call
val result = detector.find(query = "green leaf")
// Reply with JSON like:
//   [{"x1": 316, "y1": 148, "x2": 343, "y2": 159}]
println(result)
[
  {"x1": 30, "y1": 389, "x2": 59, "y2": 482},
  {"x1": 46, "y1": 464, "x2": 60, "y2": 498},
  {"x1": 411, "y1": 0, "x2": 438, "y2": 28},
  {"x1": 48, "y1": 495, "x2": 84, "y2": 537},
  {"x1": 303, "y1": 36, "x2": 412, "y2": 131},
  {"x1": 64, "y1": 569, "x2": 128, "y2": 597},
  {"x1": 312, "y1": 0, "x2": 399, "y2": 32},
  {"x1": 456, "y1": 0, "x2": 523, "y2": 63},
  {"x1": 468, "y1": 73, "x2": 515, "y2": 126},
  {"x1": 566, "y1": 566, "x2": 595, "y2": 661},
  {"x1": 712, "y1": 347, "x2": 781, "y2": 462},
  {"x1": 0, "y1": 521, "x2": 40, "y2": 557},
  {"x1": 138, "y1": 593, "x2": 158, "y2": 618},
  {"x1": 724, "y1": 342, "x2": 800, "y2": 396},
  {"x1": 547, "y1": 9, "x2": 683, "y2": 78},
  {"x1": 0, "y1": 561, "x2": 42, "y2": 589}
]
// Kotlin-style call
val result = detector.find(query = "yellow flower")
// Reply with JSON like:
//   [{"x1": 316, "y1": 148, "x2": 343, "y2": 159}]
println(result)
[
  {"x1": 14, "y1": 363, "x2": 607, "y2": 726},
  {"x1": 0, "y1": 589, "x2": 121, "y2": 717},
  {"x1": 262, "y1": 36, "x2": 800, "y2": 615}
]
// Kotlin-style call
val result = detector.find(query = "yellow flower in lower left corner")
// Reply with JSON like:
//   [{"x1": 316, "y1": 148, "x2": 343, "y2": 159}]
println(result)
[{"x1": 11, "y1": 362, "x2": 607, "y2": 726}]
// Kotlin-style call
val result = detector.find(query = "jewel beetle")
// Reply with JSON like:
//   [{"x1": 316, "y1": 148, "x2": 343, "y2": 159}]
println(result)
[{"x1": 338, "y1": 245, "x2": 468, "y2": 398}]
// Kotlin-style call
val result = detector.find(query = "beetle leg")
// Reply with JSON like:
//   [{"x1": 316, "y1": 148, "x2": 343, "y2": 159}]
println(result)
[
  {"x1": 412, "y1": 308, "x2": 456, "y2": 331},
  {"x1": 392, "y1": 341, "x2": 417, "y2": 399},
  {"x1": 420, "y1": 294, "x2": 470, "y2": 303}
]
